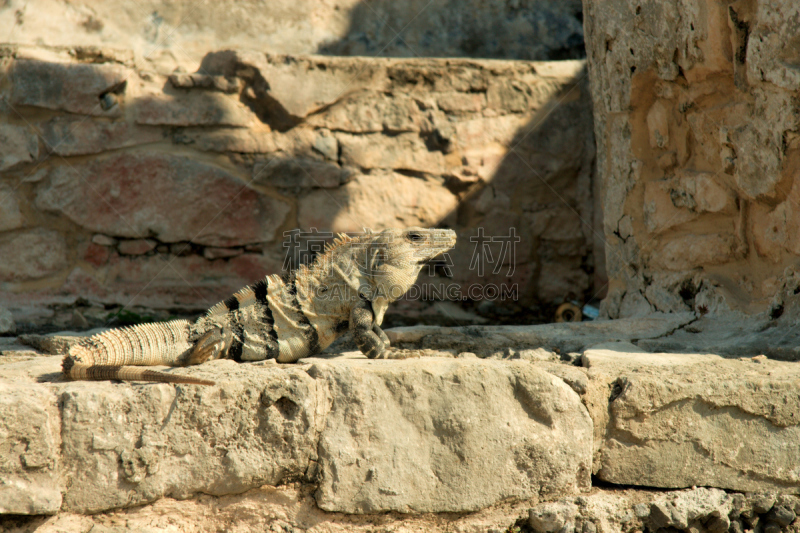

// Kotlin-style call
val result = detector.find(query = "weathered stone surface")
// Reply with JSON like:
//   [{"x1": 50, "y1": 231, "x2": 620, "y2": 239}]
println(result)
[
  {"x1": 650, "y1": 233, "x2": 737, "y2": 271},
  {"x1": 65, "y1": 253, "x2": 283, "y2": 310},
  {"x1": 35, "y1": 154, "x2": 290, "y2": 246},
  {"x1": 9, "y1": 59, "x2": 127, "y2": 115},
  {"x1": 252, "y1": 156, "x2": 351, "y2": 189},
  {"x1": 583, "y1": 0, "x2": 800, "y2": 318},
  {"x1": 117, "y1": 238, "x2": 157, "y2": 256},
  {"x1": 0, "y1": 124, "x2": 39, "y2": 171},
  {"x1": 54, "y1": 361, "x2": 325, "y2": 513},
  {"x1": 0, "y1": 183, "x2": 25, "y2": 231},
  {"x1": 307, "y1": 93, "x2": 426, "y2": 133},
  {"x1": 0, "y1": 351, "x2": 593, "y2": 516},
  {"x1": 133, "y1": 92, "x2": 256, "y2": 127},
  {"x1": 0, "y1": 382, "x2": 61, "y2": 515},
  {"x1": 174, "y1": 129, "x2": 278, "y2": 153},
  {"x1": 3, "y1": 47, "x2": 597, "y2": 321},
  {"x1": 0, "y1": 229, "x2": 67, "y2": 281},
  {"x1": 298, "y1": 171, "x2": 458, "y2": 233},
  {"x1": 338, "y1": 132, "x2": 446, "y2": 174},
  {"x1": 168, "y1": 73, "x2": 240, "y2": 93},
  {"x1": 0, "y1": 306, "x2": 15, "y2": 334},
  {"x1": 311, "y1": 358, "x2": 592, "y2": 513},
  {"x1": 238, "y1": 53, "x2": 386, "y2": 118},
  {"x1": 40, "y1": 117, "x2": 162, "y2": 156},
  {"x1": 585, "y1": 346, "x2": 800, "y2": 493},
  {"x1": 90, "y1": 234, "x2": 116, "y2": 246},
  {"x1": 386, "y1": 313, "x2": 696, "y2": 355}
]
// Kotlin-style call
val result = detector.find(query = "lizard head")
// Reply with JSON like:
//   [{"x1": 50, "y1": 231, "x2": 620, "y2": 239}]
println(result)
[{"x1": 365, "y1": 227, "x2": 457, "y2": 302}]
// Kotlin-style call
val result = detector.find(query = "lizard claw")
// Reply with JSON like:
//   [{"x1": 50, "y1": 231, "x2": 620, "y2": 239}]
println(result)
[{"x1": 186, "y1": 327, "x2": 233, "y2": 365}]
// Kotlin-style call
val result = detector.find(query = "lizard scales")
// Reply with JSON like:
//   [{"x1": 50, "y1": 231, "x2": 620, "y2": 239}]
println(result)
[{"x1": 63, "y1": 227, "x2": 456, "y2": 385}]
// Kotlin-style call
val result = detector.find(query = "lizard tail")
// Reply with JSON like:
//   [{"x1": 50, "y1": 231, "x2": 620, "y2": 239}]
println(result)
[{"x1": 62, "y1": 359, "x2": 215, "y2": 385}]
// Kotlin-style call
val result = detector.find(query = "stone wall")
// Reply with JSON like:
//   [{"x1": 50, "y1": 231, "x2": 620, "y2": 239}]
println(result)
[
  {"x1": 583, "y1": 0, "x2": 800, "y2": 319},
  {"x1": 0, "y1": 45, "x2": 597, "y2": 330},
  {"x1": 3, "y1": 323, "x2": 800, "y2": 530}
]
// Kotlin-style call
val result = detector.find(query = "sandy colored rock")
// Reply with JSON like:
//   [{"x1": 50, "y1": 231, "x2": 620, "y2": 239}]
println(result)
[
  {"x1": 311, "y1": 358, "x2": 592, "y2": 513},
  {"x1": 582, "y1": 0, "x2": 800, "y2": 318},
  {"x1": 0, "y1": 382, "x2": 62, "y2": 515},
  {"x1": 0, "y1": 350, "x2": 593, "y2": 516},
  {"x1": 0, "y1": 229, "x2": 67, "y2": 282},
  {"x1": 40, "y1": 116, "x2": 163, "y2": 157},
  {"x1": 0, "y1": 307, "x2": 15, "y2": 335},
  {"x1": 584, "y1": 346, "x2": 800, "y2": 493},
  {"x1": 35, "y1": 153, "x2": 290, "y2": 247},
  {"x1": 385, "y1": 313, "x2": 696, "y2": 354},
  {"x1": 307, "y1": 93, "x2": 426, "y2": 133},
  {"x1": 9, "y1": 59, "x2": 127, "y2": 116},
  {"x1": 49, "y1": 359, "x2": 325, "y2": 514},
  {"x1": 0, "y1": 124, "x2": 39, "y2": 171},
  {"x1": 116, "y1": 239, "x2": 157, "y2": 256},
  {"x1": 338, "y1": 132, "x2": 446, "y2": 174},
  {"x1": 297, "y1": 172, "x2": 458, "y2": 233},
  {"x1": 252, "y1": 156, "x2": 352, "y2": 189},
  {"x1": 0, "y1": 183, "x2": 25, "y2": 232},
  {"x1": 133, "y1": 92, "x2": 257, "y2": 127}
]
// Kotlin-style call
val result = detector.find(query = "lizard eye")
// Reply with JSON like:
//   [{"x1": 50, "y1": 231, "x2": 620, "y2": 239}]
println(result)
[{"x1": 407, "y1": 232, "x2": 424, "y2": 243}]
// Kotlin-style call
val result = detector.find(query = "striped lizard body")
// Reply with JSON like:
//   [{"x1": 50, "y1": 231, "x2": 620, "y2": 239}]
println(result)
[{"x1": 62, "y1": 227, "x2": 457, "y2": 385}]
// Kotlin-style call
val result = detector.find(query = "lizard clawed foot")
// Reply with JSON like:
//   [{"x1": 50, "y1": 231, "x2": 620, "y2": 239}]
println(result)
[{"x1": 185, "y1": 327, "x2": 233, "y2": 365}]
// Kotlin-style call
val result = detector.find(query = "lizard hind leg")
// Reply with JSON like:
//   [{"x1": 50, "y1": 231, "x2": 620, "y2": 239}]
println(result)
[{"x1": 185, "y1": 327, "x2": 233, "y2": 365}]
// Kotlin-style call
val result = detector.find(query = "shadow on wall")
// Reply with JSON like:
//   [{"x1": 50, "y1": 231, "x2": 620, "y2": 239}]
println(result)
[
  {"x1": 444, "y1": 64, "x2": 601, "y2": 323},
  {"x1": 317, "y1": 0, "x2": 585, "y2": 61}
]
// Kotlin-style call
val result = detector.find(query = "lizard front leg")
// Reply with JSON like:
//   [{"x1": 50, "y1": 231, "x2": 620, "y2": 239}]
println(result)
[{"x1": 351, "y1": 300, "x2": 387, "y2": 359}]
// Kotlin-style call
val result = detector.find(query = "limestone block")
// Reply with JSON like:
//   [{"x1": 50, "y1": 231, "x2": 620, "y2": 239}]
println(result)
[
  {"x1": 117, "y1": 239, "x2": 157, "y2": 256},
  {"x1": 338, "y1": 132, "x2": 445, "y2": 174},
  {"x1": 486, "y1": 79, "x2": 530, "y2": 112},
  {"x1": 651, "y1": 233, "x2": 736, "y2": 271},
  {"x1": 41, "y1": 117, "x2": 162, "y2": 156},
  {"x1": 0, "y1": 229, "x2": 67, "y2": 282},
  {"x1": 9, "y1": 59, "x2": 127, "y2": 115},
  {"x1": 57, "y1": 361, "x2": 326, "y2": 513},
  {"x1": 674, "y1": 171, "x2": 735, "y2": 214},
  {"x1": 645, "y1": 99, "x2": 670, "y2": 149},
  {"x1": 297, "y1": 171, "x2": 458, "y2": 234},
  {"x1": 746, "y1": 1, "x2": 800, "y2": 90},
  {"x1": 585, "y1": 347, "x2": 800, "y2": 493},
  {"x1": 643, "y1": 180, "x2": 698, "y2": 234},
  {"x1": 0, "y1": 182, "x2": 25, "y2": 231},
  {"x1": 35, "y1": 153, "x2": 290, "y2": 246},
  {"x1": 133, "y1": 92, "x2": 257, "y2": 127},
  {"x1": 0, "y1": 382, "x2": 62, "y2": 515},
  {"x1": 0, "y1": 306, "x2": 15, "y2": 334},
  {"x1": 0, "y1": 123, "x2": 39, "y2": 171},
  {"x1": 751, "y1": 179, "x2": 800, "y2": 261},
  {"x1": 310, "y1": 358, "x2": 592, "y2": 513},
  {"x1": 252, "y1": 156, "x2": 351, "y2": 189},
  {"x1": 307, "y1": 93, "x2": 426, "y2": 133},
  {"x1": 436, "y1": 91, "x2": 485, "y2": 114},
  {"x1": 81, "y1": 253, "x2": 283, "y2": 309},
  {"x1": 242, "y1": 53, "x2": 386, "y2": 118},
  {"x1": 173, "y1": 129, "x2": 278, "y2": 153}
]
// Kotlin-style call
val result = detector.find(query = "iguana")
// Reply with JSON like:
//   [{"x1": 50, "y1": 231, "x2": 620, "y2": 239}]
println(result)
[{"x1": 63, "y1": 227, "x2": 456, "y2": 385}]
